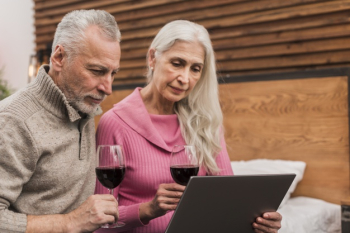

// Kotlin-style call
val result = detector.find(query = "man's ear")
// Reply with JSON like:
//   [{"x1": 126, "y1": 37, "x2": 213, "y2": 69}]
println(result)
[
  {"x1": 148, "y1": 48, "x2": 156, "y2": 69},
  {"x1": 50, "y1": 45, "x2": 65, "y2": 71}
]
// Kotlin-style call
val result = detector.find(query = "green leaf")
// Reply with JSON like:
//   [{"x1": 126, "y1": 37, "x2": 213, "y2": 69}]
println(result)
[{"x1": 0, "y1": 67, "x2": 13, "y2": 100}]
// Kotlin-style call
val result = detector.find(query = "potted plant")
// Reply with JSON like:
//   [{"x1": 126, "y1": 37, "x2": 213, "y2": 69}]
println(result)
[{"x1": 0, "y1": 67, "x2": 12, "y2": 100}]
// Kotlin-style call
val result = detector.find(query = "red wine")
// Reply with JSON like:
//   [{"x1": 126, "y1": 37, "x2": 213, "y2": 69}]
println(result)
[
  {"x1": 95, "y1": 166, "x2": 125, "y2": 189},
  {"x1": 170, "y1": 165, "x2": 199, "y2": 185}
]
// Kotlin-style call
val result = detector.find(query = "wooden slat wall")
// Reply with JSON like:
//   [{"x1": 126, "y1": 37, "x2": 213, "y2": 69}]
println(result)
[
  {"x1": 220, "y1": 75, "x2": 349, "y2": 204},
  {"x1": 34, "y1": 0, "x2": 350, "y2": 86}
]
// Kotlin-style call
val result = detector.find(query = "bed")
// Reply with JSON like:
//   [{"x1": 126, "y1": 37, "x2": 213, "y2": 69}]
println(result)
[{"x1": 220, "y1": 68, "x2": 350, "y2": 233}]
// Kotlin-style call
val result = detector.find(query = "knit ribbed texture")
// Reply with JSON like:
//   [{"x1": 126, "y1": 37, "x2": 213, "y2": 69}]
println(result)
[
  {"x1": 95, "y1": 88, "x2": 233, "y2": 233},
  {"x1": 0, "y1": 65, "x2": 101, "y2": 233}
]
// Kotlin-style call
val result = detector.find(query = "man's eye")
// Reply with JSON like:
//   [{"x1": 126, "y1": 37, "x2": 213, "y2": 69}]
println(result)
[{"x1": 91, "y1": 70, "x2": 103, "y2": 75}]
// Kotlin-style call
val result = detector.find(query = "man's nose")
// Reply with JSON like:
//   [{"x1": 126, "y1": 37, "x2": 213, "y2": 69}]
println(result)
[{"x1": 97, "y1": 75, "x2": 113, "y2": 95}]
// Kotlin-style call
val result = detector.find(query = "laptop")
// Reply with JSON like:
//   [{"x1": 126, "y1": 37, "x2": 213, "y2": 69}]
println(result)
[{"x1": 165, "y1": 174, "x2": 295, "y2": 233}]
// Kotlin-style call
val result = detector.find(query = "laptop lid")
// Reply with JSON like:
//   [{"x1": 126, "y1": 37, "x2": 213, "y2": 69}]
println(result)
[{"x1": 165, "y1": 174, "x2": 296, "y2": 233}]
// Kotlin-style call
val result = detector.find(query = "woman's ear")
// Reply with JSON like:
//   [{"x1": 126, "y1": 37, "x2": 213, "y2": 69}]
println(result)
[
  {"x1": 50, "y1": 45, "x2": 65, "y2": 71},
  {"x1": 148, "y1": 48, "x2": 156, "y2": 69}
]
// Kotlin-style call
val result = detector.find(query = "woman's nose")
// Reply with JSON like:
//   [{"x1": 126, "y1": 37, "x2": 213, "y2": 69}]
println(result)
[{"x1": 178, "y1": 69, "x2": 190, "y2": 84}]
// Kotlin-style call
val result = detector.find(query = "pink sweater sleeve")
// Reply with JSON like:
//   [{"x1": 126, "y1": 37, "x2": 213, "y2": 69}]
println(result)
[{"x1": 94, "y1": 112, "x2": 147, "y2": 232}]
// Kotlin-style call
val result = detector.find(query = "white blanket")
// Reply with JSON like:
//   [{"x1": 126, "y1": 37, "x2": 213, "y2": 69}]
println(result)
[{"x1": 278, "y1": 196, "x2": 341, "y2": 233}]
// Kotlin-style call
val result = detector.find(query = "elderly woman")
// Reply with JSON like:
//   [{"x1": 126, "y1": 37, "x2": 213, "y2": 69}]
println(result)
[{"x1": 95, "y1": 20, "x2": 282, "y2": 233}]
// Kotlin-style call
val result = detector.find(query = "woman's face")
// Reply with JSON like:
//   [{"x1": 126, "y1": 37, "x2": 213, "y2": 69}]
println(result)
[{"x1": 149, "y1": 40, "x2": 205, "y2": 103}]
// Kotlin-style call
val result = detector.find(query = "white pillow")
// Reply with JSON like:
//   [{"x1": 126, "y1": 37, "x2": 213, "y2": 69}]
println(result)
[{"x1": 231, "y1": 159, "x2": 306, "y2": 207}]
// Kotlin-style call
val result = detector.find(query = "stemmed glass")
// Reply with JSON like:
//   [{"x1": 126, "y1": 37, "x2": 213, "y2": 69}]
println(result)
[
  {"x1": 95, "y1": 145, "x2": 126, "y2": 228},
  {"x1": 170, "y1": 145, "x2": 199, "y2": 185}
]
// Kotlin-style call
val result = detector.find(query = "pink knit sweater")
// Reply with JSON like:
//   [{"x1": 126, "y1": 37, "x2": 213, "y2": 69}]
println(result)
[{"x1": 95, "y1": 88, "x2": 233, "y2": 233}]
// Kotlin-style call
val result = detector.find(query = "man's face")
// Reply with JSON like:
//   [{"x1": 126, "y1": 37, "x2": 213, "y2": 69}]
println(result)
[{"x1": 59, "y1": 26, "x2": 121, "y2": 114}]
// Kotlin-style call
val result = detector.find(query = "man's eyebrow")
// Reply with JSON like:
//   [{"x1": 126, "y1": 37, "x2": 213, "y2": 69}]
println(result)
[
  {"x1": 85, "y1": 64, "x2": 119, "y2": 72},
  {"x1": 85, "y1": 64, "x2": 107, "y2": 70}
]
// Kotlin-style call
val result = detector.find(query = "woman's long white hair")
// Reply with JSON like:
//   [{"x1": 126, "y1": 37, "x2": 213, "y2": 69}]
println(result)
[{"x1": 146, "y1": 20, "x2": 223, "y2": 174}]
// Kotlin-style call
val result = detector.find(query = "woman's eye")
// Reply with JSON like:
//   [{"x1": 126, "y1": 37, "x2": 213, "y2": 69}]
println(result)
[
  {"x1": 172, "y1": 62, "x2": 181, "y2": 67},
  {"x1": 192, "y1": 67, "x2": 201, "y2": 72}
]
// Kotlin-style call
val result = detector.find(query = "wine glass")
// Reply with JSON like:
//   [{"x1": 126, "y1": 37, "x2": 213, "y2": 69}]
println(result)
[
  {"x1": 170, "y1": 145, "x2": 199, "y2": 185},
  {"x1": 95, "y1": 145, "x2": 126, "y2": 228}
]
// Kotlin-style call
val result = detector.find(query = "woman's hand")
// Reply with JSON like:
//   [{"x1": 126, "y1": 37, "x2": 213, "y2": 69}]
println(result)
[
  {"x1": 139, "y1": 183, "x2": 185, "y2": 224},
  {"x1": 252, "y1": 212, "x2": 282, "y2": 233}
]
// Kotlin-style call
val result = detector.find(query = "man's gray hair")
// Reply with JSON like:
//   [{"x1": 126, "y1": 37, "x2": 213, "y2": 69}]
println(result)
[{"x1": 51, "y1": 9, "x2": 121, "y2": 62}]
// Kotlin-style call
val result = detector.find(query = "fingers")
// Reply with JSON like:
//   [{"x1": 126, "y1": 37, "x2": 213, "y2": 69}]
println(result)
[
  {"x1": 93, "y1": 193, "x2": 118, "y2": 202},
  {"x1": 160, "y1": 183, "x2": 186, "y2": 192},
  {"x1": 157, "y1": 184, "x2": 184, "y2": 198},
  {"x1": 252, "y1": 212, "x2": 282, "y2": 233},
  {"x1": 88, "y1": 196, "x2": 119, "y2": 223},
  {"x1": 67, "y1": 194, "x2": 119, "y2": 232},
  {"x1": 263, "y1": 212, "x2": 282, "y2": 221},
  {"x1": 146, "y1": 183, "x2": 185, "y2": 219}
]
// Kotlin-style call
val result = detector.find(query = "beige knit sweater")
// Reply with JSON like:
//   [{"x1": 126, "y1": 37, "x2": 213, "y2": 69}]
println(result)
[{"x1": 0, "y1": 65, "x2": 101, "y2": 233}]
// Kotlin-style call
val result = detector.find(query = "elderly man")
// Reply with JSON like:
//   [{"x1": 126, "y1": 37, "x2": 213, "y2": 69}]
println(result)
[{"x1": 0, "y1": 10, "x2": 121, "y2": 233}]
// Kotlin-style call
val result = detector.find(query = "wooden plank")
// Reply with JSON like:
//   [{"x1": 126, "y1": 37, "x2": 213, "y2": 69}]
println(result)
[
  {"x1": 34, "y1": 0, "x2": 86, "y2": 10},
  {"x1": 114, "y1": 68, "x2": 146, "y2": 80},
  {"x1": 35, "y1": 0, "x2": 130, "y2": 18},
  {"x1": 34, "y1": 0, "x2": 238, "y2": 35},
  {"x1": 34, "y1": 0, "x2": 185, "y2": 27},
  {"x1": 35, "y1": 0, "x2": 183, "y2": 19},
  {"x1": 213, "y1": 23, "x2": 350, "y2": 50},
  {"x1": 113, "y1": 78, "x2": 147, "y2": 86},
  {"x1": 219, "y1": 76, "x2": 349, "y2": 204},
  {"x1": 116, "y1": 0, "x2": 322, "y2": 32},
  {"x1": 111, "y1": 0, "x2": 245, "y2": 22},
  {"x1": 215, "y1": 36, "x2": 350, "y2": 60},
  {"x1": 200, "y1": 0, "x2": 350, "y2": 30},
  {"x1": 217, "y1": 50, "x2": 350, "y2": 71},
  {"x1": 119, "y1": 33, "x2": 350, "y2": 61},
  {"x1": 219, "y1": 63, "x2": 350, "y2": 77},
  {"x1": 209, "y1": 11, "x2": 350, "y2": 41}
]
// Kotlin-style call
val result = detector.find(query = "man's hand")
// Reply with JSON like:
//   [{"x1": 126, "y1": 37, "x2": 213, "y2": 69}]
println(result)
[
  {"x1": 26, "y1": 194, "x2": 118, "y2": 233},
  {"x1": 66, "y1": 194, "x2": 119, "y2": 232}
]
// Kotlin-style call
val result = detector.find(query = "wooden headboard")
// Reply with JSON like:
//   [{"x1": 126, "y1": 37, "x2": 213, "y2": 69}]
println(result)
[
  {"x1": 219, "y1": 68, "x2": 350, "y2": 205},
  {"x1": 96, "y1": 68, "x2": 350, "y2": 205}
]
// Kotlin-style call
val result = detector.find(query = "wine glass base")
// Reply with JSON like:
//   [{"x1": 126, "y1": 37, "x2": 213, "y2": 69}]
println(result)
[{"x1": 101, "y1": 222, "x2": 125, "y2": 228}]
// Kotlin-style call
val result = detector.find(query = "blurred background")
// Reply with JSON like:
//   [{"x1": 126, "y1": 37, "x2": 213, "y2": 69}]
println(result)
[{"x1": 0, "y1": 0, "x2": 34, "y2": 92}]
